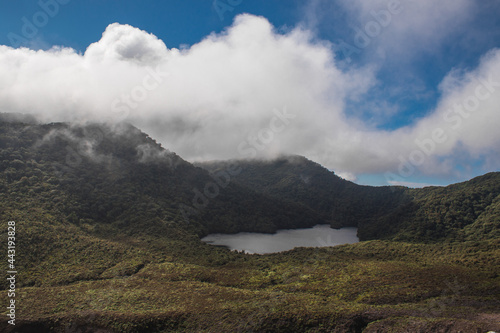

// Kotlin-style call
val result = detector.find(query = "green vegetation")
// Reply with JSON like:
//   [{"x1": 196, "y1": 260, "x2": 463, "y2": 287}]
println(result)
[
  {"x1": 1, "y1": 118, "x2": 499, "y2": 332},
  {"x1": 199, "y1": 157, "x2": 500, "y2": 242}
]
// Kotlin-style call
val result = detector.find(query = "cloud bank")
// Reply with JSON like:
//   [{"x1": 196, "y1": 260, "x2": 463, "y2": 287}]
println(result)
[{"x1": 0, "y1": 14, "x2": 499, "y2": 182}]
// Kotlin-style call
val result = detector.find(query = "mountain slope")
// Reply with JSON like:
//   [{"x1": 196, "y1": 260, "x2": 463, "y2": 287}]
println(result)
[
  {"x1": 0, "y1": 120, "x2": 324, "y2": 239},
  {"x1": 197, "y1": 156, "x2": 411, "y2": 228},
  {"x1": 198, "y1": 157, "x2": 500, "y2": 242},
  {"x1": 0, "y1": 119, "x2": 327, "y2": 288},
  {"x1": 383, "y1": 172, "x2": 500, "y2": 242}
]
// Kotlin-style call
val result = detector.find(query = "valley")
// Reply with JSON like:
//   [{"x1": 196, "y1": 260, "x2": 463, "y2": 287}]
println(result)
[{"x1": 0, "y1": 117, "x2": 499, "y2": 332}]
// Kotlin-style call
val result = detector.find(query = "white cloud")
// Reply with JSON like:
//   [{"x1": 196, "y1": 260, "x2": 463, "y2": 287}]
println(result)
[
  {"x1": 85, "y1": 23, "x2": 169, "y2": 65},
  {"x1": 0, "y1": 14, "x2": 499, "y2": 182},
  {"x1": 334, "y1": 0, "x2": 475, "y2": 59},
  {"x1": 336, "y1": 171, "x2": 358, "y2": 182}
]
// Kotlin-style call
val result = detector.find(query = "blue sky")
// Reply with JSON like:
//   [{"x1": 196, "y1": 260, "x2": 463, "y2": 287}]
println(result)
[
  {"x1": 0, "y1": 1, "x2": 298, "y2": 52},
  {"x1": 1, "y1": 0, "x2": 499, "y2": 186}
]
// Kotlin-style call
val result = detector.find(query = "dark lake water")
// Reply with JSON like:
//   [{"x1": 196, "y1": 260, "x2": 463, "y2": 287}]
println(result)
[{"x1": 201, "y1": 225, "x2": 359, "y2": 254}]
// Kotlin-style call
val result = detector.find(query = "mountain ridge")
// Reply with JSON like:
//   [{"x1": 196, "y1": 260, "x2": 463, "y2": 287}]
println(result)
[
  {"x1": 197, "y1": 156, "x2": 500, "y2": 242},
  {"x1": 2, "y1": 117, "x2": 498, "y2": 242}
]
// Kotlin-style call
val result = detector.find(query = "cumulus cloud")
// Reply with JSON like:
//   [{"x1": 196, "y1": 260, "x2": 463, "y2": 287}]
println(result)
[
  {"x1": 85, "y1": 23, "x2": 169, "y2": 65},
  {"x1": 301, "y1": 0, "x2": 488, "y2": 129},
  {"x1": 0, "y1": 14, "x2": 499, "y2": 182}
]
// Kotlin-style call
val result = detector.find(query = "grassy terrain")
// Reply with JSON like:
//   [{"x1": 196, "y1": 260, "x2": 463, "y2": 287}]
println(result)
[
  {"x1": 1, "y1": 199, "x2": 499, "y2": 332},
  {"x1": 3, "y1": 235, "x2": 499, "y2": 332}
]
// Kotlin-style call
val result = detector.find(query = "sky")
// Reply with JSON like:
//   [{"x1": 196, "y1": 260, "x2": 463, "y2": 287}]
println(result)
[{"x1": 0, "y1": 0, "x2": 499, "y2": 187}]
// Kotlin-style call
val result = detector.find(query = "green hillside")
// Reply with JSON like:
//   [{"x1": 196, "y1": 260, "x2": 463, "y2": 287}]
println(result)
[
  {"x1": 198, "y1": 157, "x2": 500, "y2": 242},
  {"x1": 1, "y1": 118, "x2": 499, "y2": 332},
  {"x1": 0, "y1": 120, "x2": 324, "y2": 238},
  {"x1": 197, "y1": 157, "x2": 409, "y2": 231}
]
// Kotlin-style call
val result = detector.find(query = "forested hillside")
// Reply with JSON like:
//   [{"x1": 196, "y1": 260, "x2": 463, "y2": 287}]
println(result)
[
  {"x1": 199, "y1": 157, "x2": 500, "y2": 242},
  {"x1": 3, "y1": 117, "x2": 497, "y2": 245},
  {"x1": 0, "y1": 120, "x2": 324, "y2": 239}
]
